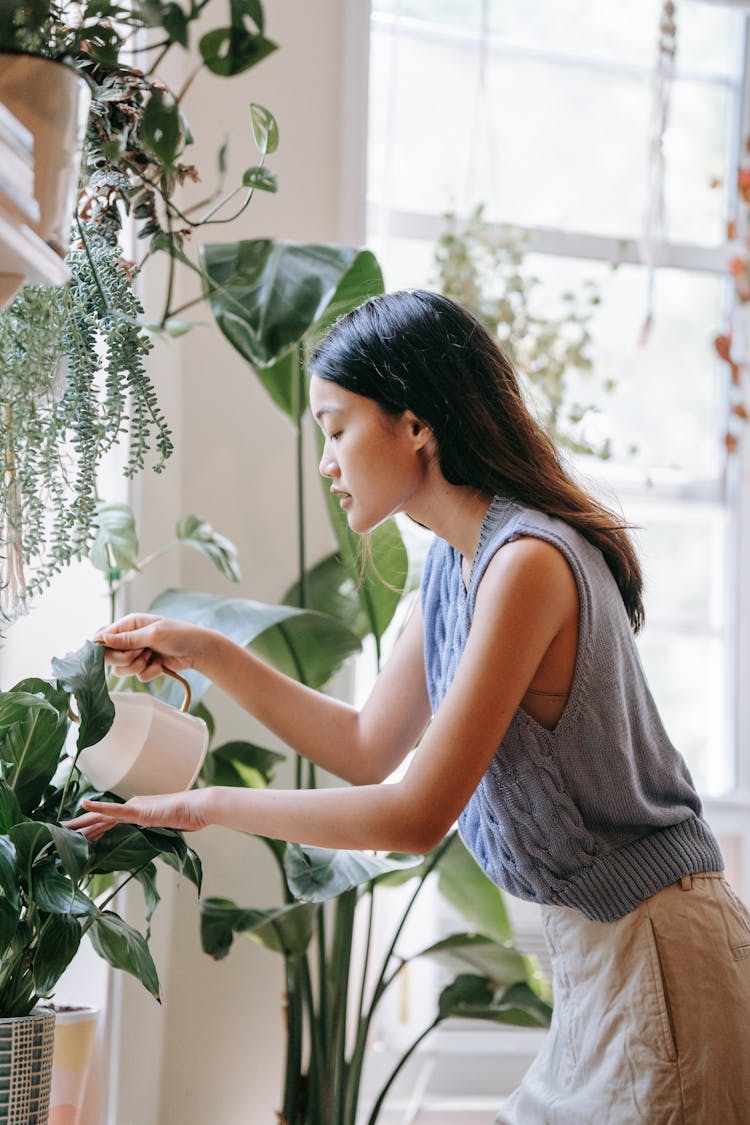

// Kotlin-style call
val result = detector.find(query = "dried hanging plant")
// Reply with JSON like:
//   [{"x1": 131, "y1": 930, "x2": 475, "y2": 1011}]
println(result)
[{"x1": 0, "y1": 230, "x2": 173, "y2": 622}]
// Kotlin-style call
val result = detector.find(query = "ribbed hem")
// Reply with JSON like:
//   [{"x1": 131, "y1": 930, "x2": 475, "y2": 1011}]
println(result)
[{"x1": 557, "y1": 818, "x2": 724, "y2": 922}]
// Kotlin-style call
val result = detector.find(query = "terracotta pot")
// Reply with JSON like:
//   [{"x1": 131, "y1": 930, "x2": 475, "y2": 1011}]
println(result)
[
  {"x1": 0, "y1": 1006, "x2": 55, "y2": 1125},
  {"x1": 0, "y1": 53, "x2": 90, "y2": 257},
  {"x1": 47, "y1": 1006, "x2": 100, "y2": 1125}
]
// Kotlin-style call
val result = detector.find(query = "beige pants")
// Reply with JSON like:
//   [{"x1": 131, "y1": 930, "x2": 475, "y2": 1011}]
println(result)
[{"x1": 496, "y1": 875, "x2": 750, "y2": 1124}]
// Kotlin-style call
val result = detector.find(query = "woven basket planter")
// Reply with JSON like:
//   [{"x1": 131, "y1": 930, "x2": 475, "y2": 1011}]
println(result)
[{"x1": 0, "y1": 1007, "x2": 55, "y2": 1125}]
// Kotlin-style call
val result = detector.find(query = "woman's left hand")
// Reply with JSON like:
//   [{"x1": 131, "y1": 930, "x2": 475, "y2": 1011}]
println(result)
[{"x1": 64, "y1": 789, "x2": 213, "y2": 840}]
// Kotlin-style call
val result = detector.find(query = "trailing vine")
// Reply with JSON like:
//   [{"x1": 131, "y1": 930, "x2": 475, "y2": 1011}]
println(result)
[{"x1": 0, "y1": 231, "x2": 173, "y2": 620}]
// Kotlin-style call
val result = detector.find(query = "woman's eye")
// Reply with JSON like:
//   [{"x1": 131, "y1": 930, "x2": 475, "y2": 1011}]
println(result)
[{"x1": 329, "y1": 431, "x2": 342, "y2": 442}]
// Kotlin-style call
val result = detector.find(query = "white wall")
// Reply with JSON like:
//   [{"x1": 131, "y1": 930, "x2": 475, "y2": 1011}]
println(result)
[{"x1": 112, "y1": 3, "x2": 372, "y2": 1122}]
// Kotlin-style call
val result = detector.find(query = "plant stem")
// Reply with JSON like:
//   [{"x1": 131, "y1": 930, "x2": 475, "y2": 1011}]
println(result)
[
  {"x1": 294, "y1": 343, "x2": 307, "y2": 611},
  {"x1": 365, "y1": 1017, "x2": 441, "y2": 1125},
  {"x1": 75, "y1": 217, "x2": 109, "y2": 312},
  {"x1": 281, "y1": 958, "x2": 305, "y2": 1125},
  {"x1": 344, "y1": 887, "x2": 375, "y2": 1125},
  {"x1": 329, "y1": 889, "x2": 356, "y2": 1125}
]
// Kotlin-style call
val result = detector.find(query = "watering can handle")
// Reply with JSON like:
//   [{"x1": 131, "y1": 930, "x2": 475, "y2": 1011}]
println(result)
[{"x1": 68, "y1": 642, "x2": 193, "y2": 719}]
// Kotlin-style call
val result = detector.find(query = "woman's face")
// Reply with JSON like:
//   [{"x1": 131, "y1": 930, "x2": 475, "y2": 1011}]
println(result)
[{"x1": 309, "y1": 374, "x2": 431, "y2": 533}]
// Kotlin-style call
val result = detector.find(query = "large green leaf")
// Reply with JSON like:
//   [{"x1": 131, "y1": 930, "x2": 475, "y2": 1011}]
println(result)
[
  {"x1": 436, "y1": 834, "x2": 512, "y2": 945},
  {"x1": 0, "y1": 781, "x2": 23, "y2": 831},
  {"x1": 282, "y1": 551, "x2": 366, "y2": 634},
  {"x1": 200, "y1": 241, "x2": 383, "y2": 422},
  {"x1": 0, "y1": 683, "x2": 67, "y2": 813},
  {"x1": 200, "y1": 896, "x2": 317, "y2": 961},
  {"x1": 414, "y1": 933, "x2": 529, "y2": 986},
  {"x1": 161, "y1": 846, "x2": 203, "y2": 894},
  {"x1": 0, "y1": 835, "x2": 18, "y2": 908},
  {"x1": 200, "y1": 740, "x2": 285, "y2": 789},
  {"x1": 148, "y1": 589, "x2": 361, "y2": 705},
  {"x1": 319, "y1": 502, "x2": 409, "y2": 648},
  {"x1": 0, "y1": 691, "x2": 57, "y2": 739},
  {"x1": 89, "y1": 825, "x2": 163, "y2": 875},
  {"x1": 90, "y1": 501, "x2": 140, "y2": 575},
  {"x1": 438, "y1": 974, "x2": 552, "y2": 1027},
  {"x1": 134, "y1": 862, "x2": 160, "y2": 937},
  {"x1": 34, "y1": 915, "x2": 82, "y2": 996},
  {"x1": 32, "y1": 863, "x2": 96, "y2": 916},
  {"x1": 89, "y1": 911, "x2": 160, "y2": 1000},
  {"x1": 284, "y1": 844, "x2": 422, "y2": 903},
  {"x1": 0, "y1": 897, "x2": 18, "y2": 955},
  {"x1": 46, "y1": 824, "x2": 91, "y2": 882},
  {"x1": 51, "y1": 641, "x2": 115, "y2": 753},
  {"x1": 175, "y1": 515, "x2": 241, "y2": 583},
  {"x1": 198, "y1": 26, "x2": 276, "y2": 77}
]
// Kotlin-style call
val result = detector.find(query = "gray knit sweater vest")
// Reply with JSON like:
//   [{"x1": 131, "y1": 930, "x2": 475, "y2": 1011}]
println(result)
[{"x1": 420, "y1": 496, "x2": 723, "y2": 922}]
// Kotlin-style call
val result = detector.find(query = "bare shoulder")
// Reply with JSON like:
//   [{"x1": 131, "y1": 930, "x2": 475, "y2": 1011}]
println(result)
[{"x1": 474, "y1": 534, "x2": 579, "y2": 627}]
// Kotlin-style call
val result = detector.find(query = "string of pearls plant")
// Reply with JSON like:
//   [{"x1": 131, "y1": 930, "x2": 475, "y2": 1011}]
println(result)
[{"x1": 0, "y1": 230, "x2": 173, "y2": 623}]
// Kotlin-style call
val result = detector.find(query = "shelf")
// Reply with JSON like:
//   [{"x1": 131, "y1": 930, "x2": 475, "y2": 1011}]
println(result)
[{"x1": 0, "y1": 201, "x2": 69, "y2": 305}]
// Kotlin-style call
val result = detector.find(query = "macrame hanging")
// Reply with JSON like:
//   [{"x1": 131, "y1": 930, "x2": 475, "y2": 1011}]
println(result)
[
  {"x1": 462, "y1": 0, "x2": 499, "y2": 213},
  {"x1": 639, "y1": 0, "x2": 678, "y2": 345}
]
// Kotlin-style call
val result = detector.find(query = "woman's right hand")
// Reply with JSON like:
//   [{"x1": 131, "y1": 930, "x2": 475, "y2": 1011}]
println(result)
[{"x1": 95, "y1": 614, "x2": 208, "y2": 682}]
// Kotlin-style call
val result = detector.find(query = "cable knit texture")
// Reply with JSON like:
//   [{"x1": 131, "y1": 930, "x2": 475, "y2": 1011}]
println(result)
[{"x1": 421, "y1": 497, "x2": 723, "y2": 922}]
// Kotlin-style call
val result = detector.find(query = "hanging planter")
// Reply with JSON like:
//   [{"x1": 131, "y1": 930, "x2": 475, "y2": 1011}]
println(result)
[
  {"x1": 0, "y1": 1007, "x2": 55, "y2": 1125},
  {"x1": 0, "y1": 54, "x2": 90, "y2": 258}
]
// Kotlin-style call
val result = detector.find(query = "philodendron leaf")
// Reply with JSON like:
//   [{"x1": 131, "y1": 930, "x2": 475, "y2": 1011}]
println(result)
[
  {"x1": 148, "y1": 589, "x2": 361, "y2": 706},
  {"x1": 200, "y1": 741, "x2": 284, "y2": 788},
  {"x1": 241, "y1": 166, "x2": 278, "y2": 193},
  {"x1": 89, "y1": 911, "x2": 160, "y2": 1001},
  {"x1": 89, "y1": 824, "x2": 162, "y2": 875},
  {"x1": 175, "y1": 515, "x2": 241, "y2": 583},
  {"x1": 34, "y1": 914, "x2": 82, "y2": 996},
  {"x1": 0, "y1": 897, "x2": 18, "y2": 956},
  {"x1": 90, "y1": 501, "x2": 140, "y2": 575},
  {"x1": 198, "y1": 26, "x2": 277, "y2": 77},
  {"x1": 51, "y1": 641, "x2": 115, "y2": 753},
  {"x1": 200, "y1": 896, "x2": 317, "y2": 961},
  {"x1": 32, "y1": 864, "x2": 96, "y2": 916},
  {"x1": 46, "y1": 824, "x2": 91, "y2": 883},
  {"x1": 200, "y1": 241, "x2": 383, "y2": 422},
  {"x1": 319, "y1": 502, "x2": 408, "y2": 647},
  {"x1": 435, "y1": 833, "x2": 513, "y2": 945},
  {"x1": 0, "y1": 681, "x2": 68, "y2": 813},
  {"x1": 141, "y1": 89, "x2": 181, "y2": 167},
  {"x1": 438, "y1": 974, "x2": 552, "y2": 1028},
  {"x1": 284, "y1": 844, "x2": 422, "y2": 903},
  {"x1": 414, "y1": 932, "x2": 529, "y2": 987},
  {"x1": 134, "y1": 862, "x2": 160, "y2": 936}
]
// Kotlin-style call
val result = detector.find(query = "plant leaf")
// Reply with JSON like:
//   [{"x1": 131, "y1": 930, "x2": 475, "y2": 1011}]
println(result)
[
  {"x1": 161, "y1": 846, "x2": 203, "y2": 894},
  {"x1": 148, "y1": 589, "x2": 361, "y2": 704},
  {"x1": 134, "y1": 862, "x2": 160, "y2": 936},
  {"x1": 438, "y1": 974, "x2": 552, "y2": 1027},
  {"x1": 250, "y1": 103, "x2": 279, "y2": 155},
  {"x1": 51, "y1": 641, "x2": 115, "y2": 753},
  {"x1": 200, "y1": 740, "x2": 284, "y2": 788},
  {"x1": 89, "y1": 911, "x2": 160, "y2": 1000},
  {"x1": 200, "y1": 896, "x2": 317, "y2": 961},
  {"x1": 88, "y1": 824, "x2": 162, "y2": 874},
  {"x1": 0, "y1": 835, "x2": 18, "y2": 908},
  {"x1": 0, "y1": 781, "x2": 23, "y2": 831},
  {"x1": 0, "y1": 683, "x2": 67, "y2": 813},
  {"x1": 90, "y1": 501, "x2": 140, "y2": 574},
  {"x1": 0, "y1": 896, "x2": 18, "y2": 956},
  {"x1": 284, "y1": 844, "x2": 422, "y2": 903},
  {"x1": 241, "y1": 165, "x2": 278, "y2": 193},
  {"x1": 34, "y1": 914, "x2": 82, "y2": 996},
  {"x1": 414, "y1": 932, "x2": 529, "y2": 986},
  {"x1": 141, "y1": 90, "x2": 181, "y2": 167},
  {"x1": 32, "y1": 863, "x2": 96, "y2": 916},
  {"x1": 436, "y1": 834, "x2": 513, "y2": 944},
  {"x1": 175, "y1": 515, "x2": 241, "y2": 582},
  {"x1": 46, "y1": 824, "x2": 91, "y2": 882},
  {"x1": 198, "y1": 27, "x2": 277, "y2": 77}
]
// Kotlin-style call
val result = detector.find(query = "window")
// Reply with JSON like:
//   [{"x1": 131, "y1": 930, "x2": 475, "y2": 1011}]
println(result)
[{"x1": 367, "y1": 0, "x2": 748, "y2": 804}]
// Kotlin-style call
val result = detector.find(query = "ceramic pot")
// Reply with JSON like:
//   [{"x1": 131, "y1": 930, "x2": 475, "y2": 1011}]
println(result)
[
  {"x1": 47, "y1": 1006, "x2": 100, "y2": 1125},
  {"x1": 0, "y1": 53, "x2": 90, "y2": 257},
  {"x1": 0, "y1": 1006, "x2": 55, "y2": 1125}
]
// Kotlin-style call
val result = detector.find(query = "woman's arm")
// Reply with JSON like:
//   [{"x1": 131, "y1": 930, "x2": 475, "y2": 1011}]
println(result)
[
  {"x1": 96, "y1": 602, "x2": 431, "y2": 787},
  {"x1": 76, "y1": 538, "x2": 577, "y2": 851}
]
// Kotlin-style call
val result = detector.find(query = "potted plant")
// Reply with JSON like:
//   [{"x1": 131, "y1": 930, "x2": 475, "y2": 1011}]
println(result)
[
  {"x1": 0, "y1": 1, "x2": 278, "y2": 278},
  {"x1": 0, "y1": 639, "x2": 201, "y2": 1121}
]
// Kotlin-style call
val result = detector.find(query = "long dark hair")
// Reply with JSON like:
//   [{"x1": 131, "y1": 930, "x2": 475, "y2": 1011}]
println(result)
[{"x1": 310, "y1": 289, "x2": 644, "y2": 631}]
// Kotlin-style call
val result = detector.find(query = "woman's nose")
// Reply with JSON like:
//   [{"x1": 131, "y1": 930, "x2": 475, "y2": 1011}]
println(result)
[{"x1": 319, "y1": 450, "x2": 338, "y2": 479}]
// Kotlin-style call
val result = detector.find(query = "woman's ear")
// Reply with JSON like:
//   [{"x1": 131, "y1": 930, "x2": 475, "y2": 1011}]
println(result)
[{"x1": 404, "y1": 411, "x2": 431, "y2": 450}]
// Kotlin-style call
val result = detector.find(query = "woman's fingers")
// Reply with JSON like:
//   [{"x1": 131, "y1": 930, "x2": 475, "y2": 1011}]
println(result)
[{"x1": 62, "y1": 810, "x2": 120, "y2": 840}]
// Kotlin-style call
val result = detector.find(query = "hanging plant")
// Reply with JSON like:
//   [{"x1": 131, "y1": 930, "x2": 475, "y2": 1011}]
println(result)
[
  {"x1": 0, "y1": 230, "x2": 173, "y2": 622},
  {"x1": 435, "y1": 205, "x2": 613, "y2": 460}
]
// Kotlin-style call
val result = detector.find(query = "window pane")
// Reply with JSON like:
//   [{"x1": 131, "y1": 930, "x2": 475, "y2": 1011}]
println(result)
[{"x1": 369, "y1": 7, "x2": 739, "y2": 244}]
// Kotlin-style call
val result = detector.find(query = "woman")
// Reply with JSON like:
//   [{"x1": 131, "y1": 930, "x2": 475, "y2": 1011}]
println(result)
[{"x1": 71, "y1": 290, "x2": 750, "y2": 1123}]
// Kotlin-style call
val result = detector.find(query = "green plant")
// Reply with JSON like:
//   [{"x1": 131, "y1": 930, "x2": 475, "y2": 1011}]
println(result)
[
  {"x1": 435, "y1": 204, "x2": 613, "y2": 460},
  {"x1": 0, "y1": 1, "x2": 280, "y2": 328},
  {"x1": 0, "y1": 231, "x2": 172, "y2": 622},
  {"x1": 139, "y1": 239, "x2": 551, "y2": 1124},
  {"x1": 0, "y1": 639, "x2": 200, "y2": 1017}
]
